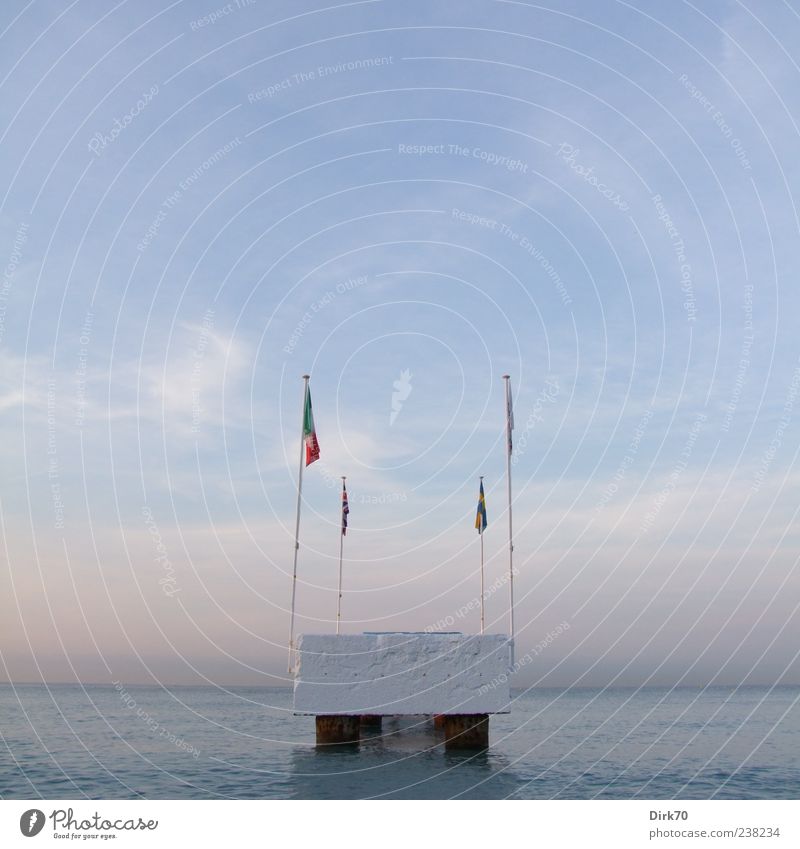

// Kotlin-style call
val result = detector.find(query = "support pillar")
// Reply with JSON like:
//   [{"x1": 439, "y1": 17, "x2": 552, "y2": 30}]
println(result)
[
  {"x1": 315, "y1": 715, "x2": 360, "y2": 746},
  {"x1": 359, "y1": 715, "x2": 382, "y2": 729},
  {"x1": 444, "y1": 714, "x2": 489, "y2": 750},
  {"x1": 433, "y1": 714, "x2": 446, "y2": 730}
]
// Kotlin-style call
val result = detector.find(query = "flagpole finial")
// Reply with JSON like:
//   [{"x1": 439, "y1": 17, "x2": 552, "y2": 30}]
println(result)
[
  {"x1": 341, "y1": 476, "x2": 346, "y2": 481},
  {"x1": 502, "y1": 374, "x2": 510, "y2": 380},
  {"x1": 480, "y1": 475, "x2": 484, "y2": 480},
  {"x1": 302, "y1": 374, "x2": 310, "y2": 380}
]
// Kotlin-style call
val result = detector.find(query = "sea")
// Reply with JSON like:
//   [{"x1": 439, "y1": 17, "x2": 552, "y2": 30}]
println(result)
[{"x1": 1, "y1": 684, "x2": 798, "y2": 800}]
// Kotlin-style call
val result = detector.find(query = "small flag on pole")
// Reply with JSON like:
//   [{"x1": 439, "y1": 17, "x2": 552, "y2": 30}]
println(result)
[
  {"x1": 303, "y1": 384, "x2": 320, "y2": 465},
  {"x1": 341, "y1": 479, "x2": 350, "y2": 535},
  {"x1": 475, "y1": 479, "x2": 487, "y2": 534}
]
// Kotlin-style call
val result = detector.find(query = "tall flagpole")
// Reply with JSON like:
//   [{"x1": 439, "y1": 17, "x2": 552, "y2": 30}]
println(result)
[
  {"x1": 336, "y1": 476, "x2": 346, "y2": 635},
  {"x1": 288, "y1": 374, "x2": 310, "y2": 673},
  {"x1": 479, "y1": 476, "x2": 485, "y2": 635},
  {"x1": 503, "y1": 375, "x2": 515, "y2": 665}
]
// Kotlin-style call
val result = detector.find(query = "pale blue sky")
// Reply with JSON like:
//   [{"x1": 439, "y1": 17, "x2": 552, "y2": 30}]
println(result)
[{"x1": 1, "y1": 0, "x2": 799, "y2": 687}]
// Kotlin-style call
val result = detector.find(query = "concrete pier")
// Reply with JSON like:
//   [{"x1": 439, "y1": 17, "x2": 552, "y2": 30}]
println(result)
[
  {"x1": 315, "y1": 715, "x2": 360, "y2": 747},
  {"x1": 294, "y1": 633, "x2": 511, "y2": 749},
  {"x1": 443, "y1": 714, "x2": 489, "y2": 750}
]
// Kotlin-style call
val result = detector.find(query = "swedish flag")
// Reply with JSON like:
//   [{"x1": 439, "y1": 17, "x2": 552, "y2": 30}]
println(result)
[{"x1": 475, "y1": 479, "x2": 487, "y2": 534}]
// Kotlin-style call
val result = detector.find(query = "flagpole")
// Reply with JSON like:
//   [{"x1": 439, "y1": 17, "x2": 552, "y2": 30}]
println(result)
[
  {"x1": 503, "y1": 375, "x2": 515, "y2": 665},
  {"x1": 479, "y1": 476, "x2": 485, "y2": 636},
  {"x1": 337, "y1": 476, "x2": 346, "y2": 635},
  {"x1": 288, "y1": 374, "x2": 310, "y2": 673}
]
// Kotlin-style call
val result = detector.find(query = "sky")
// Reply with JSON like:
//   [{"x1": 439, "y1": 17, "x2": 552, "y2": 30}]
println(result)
[{"x1": 1, "y1": 0, "x2": 800, "y2": 688}]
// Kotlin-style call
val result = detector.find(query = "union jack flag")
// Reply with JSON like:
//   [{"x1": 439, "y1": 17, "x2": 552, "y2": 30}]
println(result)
[{"x1": 341, "y1": 480, "x2": 349, "y2": 536}]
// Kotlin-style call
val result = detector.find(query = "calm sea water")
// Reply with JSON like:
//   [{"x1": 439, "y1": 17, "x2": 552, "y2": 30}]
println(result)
[{"x1": 1, "y1": 685, "x2": 798, "y2": 800}]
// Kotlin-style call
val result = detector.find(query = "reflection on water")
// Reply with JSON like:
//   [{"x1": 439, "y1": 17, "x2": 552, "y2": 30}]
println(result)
[{"x1": 288, "y1": 715, "x2": 519, "y2": 799}]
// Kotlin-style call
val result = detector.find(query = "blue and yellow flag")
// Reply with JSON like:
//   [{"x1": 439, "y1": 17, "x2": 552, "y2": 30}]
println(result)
[{"x1": 475, "y1": 479, "x2": 487, "y2": 534}]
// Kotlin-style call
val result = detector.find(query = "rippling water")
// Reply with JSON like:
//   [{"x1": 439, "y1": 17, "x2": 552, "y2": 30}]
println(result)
[{"x1": 1, "y1": 684, "x2": 798, "y2": 799}]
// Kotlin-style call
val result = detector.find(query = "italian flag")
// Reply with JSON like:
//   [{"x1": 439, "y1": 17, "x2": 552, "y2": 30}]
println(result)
[{"x1": 303, "y1": 384, "x2": 320, "y2": 466}]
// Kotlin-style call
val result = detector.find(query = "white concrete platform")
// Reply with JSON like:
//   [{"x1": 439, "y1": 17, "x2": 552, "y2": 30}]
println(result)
[{"x1": 293, "y1": 632, "x2": 512, "y2": 716}]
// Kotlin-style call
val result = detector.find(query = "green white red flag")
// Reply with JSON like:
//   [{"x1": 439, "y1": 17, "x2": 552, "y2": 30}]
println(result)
[{"x1": 303, "y1": 384, "x2": 320, "y2": 465}]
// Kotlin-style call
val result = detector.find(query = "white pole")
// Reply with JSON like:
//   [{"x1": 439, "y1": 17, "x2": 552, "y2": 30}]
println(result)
[
  {"x1": 503, "y1": 375, "x2": 515, "y2": 665},
  {"x1": 288, "y1": 374, "x2": 310, "y2": 673},
  {"x1": 337, "y1": 476, "x2": 345, "y2": 635},
  {"x1": 479, "y1": 475, "x2": 485, "y2": 636}
]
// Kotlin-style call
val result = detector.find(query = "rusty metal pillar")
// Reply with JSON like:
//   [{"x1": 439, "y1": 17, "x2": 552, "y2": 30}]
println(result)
[
  {"x1": 444, "y1": 714, "x2": 489, "y2": 750},
  {"x1": 315, "y1": 715, "x2": 360, "y2": 746},
  {"x1": 433, "y1": 714, "x2": 446, "y2": 730},
  {"x1": 359, "y1": 715, "x2": 382, "y2": 730}
]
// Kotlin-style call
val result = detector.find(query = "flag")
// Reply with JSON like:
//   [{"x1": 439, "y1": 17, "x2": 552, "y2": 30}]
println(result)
[
  {"x1": 341, "y1": 480, "x2": 349, "y2": 536},
  {"x1": 475, "y1": 479, "x2": 487, "y2": 534},
  {"x1": 506, "y1": 380, "x2": 514, "y2": 453},
  {"x1": 303, "y1": 384, "x2": 320, "y2": 465}
]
